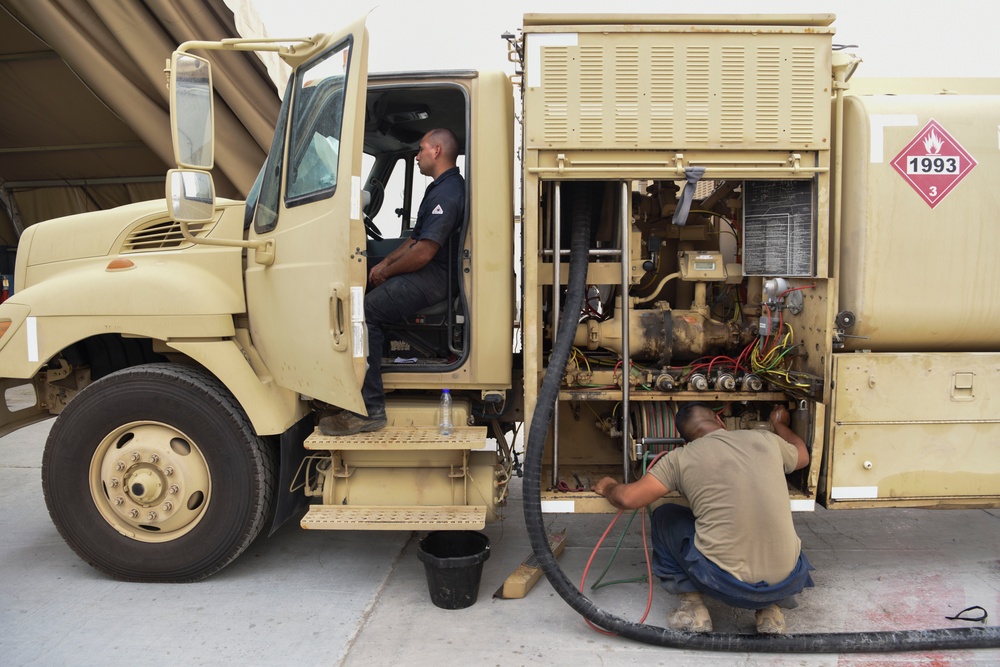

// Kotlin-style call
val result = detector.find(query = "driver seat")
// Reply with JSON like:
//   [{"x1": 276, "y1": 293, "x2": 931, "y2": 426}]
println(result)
[{"x1": 382, "y1": 233, "x2": 465, "y2": 360}]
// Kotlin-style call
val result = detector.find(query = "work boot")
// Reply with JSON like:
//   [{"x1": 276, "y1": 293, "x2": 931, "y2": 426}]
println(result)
[
  {"x1": 667, "y1": 592, "x2": 713, "y2": 633},
  {"x1": 318, "y1": 410, "x2": 386, "y2": 436},
  {"x1": 755, "y1": 604, "x2": 787, "y2": 634}
]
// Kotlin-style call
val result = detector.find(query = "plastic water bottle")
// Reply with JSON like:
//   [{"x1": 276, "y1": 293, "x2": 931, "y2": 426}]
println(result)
[{"x1": 439, "y1": 388, "x2": 453, "y2": 436}]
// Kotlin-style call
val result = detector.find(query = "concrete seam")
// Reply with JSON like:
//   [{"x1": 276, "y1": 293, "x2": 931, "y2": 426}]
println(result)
[{"x1": 335, "y1": 531, "x2": 416, "y2": 667}]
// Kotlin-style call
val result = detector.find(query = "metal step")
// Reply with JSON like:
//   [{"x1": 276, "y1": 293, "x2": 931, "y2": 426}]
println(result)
[
  {"x1": 300, "y1": 504, "x2": 487, "y2": 530},
  {"x1": 304, "y1": 425, "x2": 487, "y2": 450}
]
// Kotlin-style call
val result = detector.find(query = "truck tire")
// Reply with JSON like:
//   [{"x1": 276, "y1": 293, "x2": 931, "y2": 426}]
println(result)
[{"x1": 41, "y1": 363, "x2": 275, "y2": 582}]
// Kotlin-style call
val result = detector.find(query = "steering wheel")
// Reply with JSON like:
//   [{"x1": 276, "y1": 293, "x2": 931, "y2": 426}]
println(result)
[{"x1": 363, "y1": 178, "x2": 385, "y2": 241}]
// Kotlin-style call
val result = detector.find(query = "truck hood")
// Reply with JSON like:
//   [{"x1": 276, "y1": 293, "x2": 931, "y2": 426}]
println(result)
[{"x1": 23, "y1": 198, "x2": 245, "y2": 268}]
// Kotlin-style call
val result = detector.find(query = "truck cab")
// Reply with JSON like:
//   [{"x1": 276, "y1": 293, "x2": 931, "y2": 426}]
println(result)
[{"x1": 0, "y1": 18, "x2": 516, "y2": 582}]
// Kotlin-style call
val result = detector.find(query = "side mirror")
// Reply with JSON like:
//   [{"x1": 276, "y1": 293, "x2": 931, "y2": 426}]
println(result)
[
  {"x1": 167, "y1": 169, "x2": 215, "y2": 223},
  {"x1": 170, "y1": 53, "x2": 214, "y2": 169}
]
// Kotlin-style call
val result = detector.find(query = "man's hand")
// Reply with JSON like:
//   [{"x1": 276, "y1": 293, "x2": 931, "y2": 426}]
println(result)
[
  {"x1": 591, "y1": 476, "x2": 618, "y2": 498},
  {"x1": 769, "y1": 404, "x2": 790, "y2": 428},
  {"x1": 769, "y1": 403, "x2": 809, "y2": 471},
  {"x1": 591, "y1": 474, "x2": 668, "y2": 510},
  {"x1": 369, "y1": 261, "x2": 390, "y2": 287},
  {"x1": 367, "y1": 239, "x2": 438, "y2": 289}
]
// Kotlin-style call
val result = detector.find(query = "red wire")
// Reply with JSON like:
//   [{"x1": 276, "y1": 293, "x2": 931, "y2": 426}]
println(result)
[
  {"x1": 580, "y1": 508, "x2": 655, "y2": 636},
  {"x1": 581, "y1": 510, "x2": 625, "y2": 636},
  {"x1": 778, "y1": 284, "x2": 816, "y2": 297},
  {"x1": 580, "y1": 453, "x2": 667, "y2": 636}
]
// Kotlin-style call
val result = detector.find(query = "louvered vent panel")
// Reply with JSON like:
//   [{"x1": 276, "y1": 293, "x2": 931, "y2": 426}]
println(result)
[
  {"x1": 648, "y1": 46, "x2": 675, "y2": 144},
  {"x1": 755, "y1": 47, "x2": 781, "y2": 143},
  {"x1": 720, "y1": 46, "x2": 745, "y2": 143},
  {"x1": 578, "y1": 46, "x2": 604, "y2": 143},
  {"x1": 542, "y1": 47, "x2": 570, "y2": 144},
  {"x1": 790, "y1": 47, "x2": 817, "y2": 144},
  {"x1": 524, "y1": 28, "x2": 829, "y2": 150},
  {"x1": 613, "y1": 45, "x2": 639, "y2": 143},
  {"x1": 122, "y1": 219, "x2": 216, "y2": 253},
  {"x1": 684, "y1": 46, "x2": 710, "y2": 144}
]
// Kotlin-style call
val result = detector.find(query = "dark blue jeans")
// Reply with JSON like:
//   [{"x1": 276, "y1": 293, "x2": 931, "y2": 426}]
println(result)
[
  {"x1": 361, "y1": 261, "x2": 448, "y2": 418},
  {"x1": 650, "y1": 503, "x2": 814, "y2": 610}
]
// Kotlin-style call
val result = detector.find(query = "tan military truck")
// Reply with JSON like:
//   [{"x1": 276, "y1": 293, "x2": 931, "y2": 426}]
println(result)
[{"x1": 0, "y1": 14, "x2": 997, "y2": 582}]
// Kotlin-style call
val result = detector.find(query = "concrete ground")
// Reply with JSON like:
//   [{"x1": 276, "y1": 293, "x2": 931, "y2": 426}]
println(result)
[{"x1": 2, "y1": 417, "x2": 999, "y2": 666}]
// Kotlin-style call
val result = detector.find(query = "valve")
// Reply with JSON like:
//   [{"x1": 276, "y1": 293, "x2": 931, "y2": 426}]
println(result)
[
  {"x1": 687, "y1": 373, "x2": 709, "y2": 391},
  {"x1": 741, "y1": 374, "x2": 764, "y2": 392},
  {"x1": 714, "y1": 373, "x2": 736, "y2": 391}
]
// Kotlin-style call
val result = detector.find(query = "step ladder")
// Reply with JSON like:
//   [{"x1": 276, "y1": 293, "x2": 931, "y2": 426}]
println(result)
[
  {"x1": 300, "y1": 424, "x2": 491, "y2": 530},
  {"x1": 301, "y1": 505, "x2": 486, "y2": 530},
  {"x1": 304, "y1": 424, "x2": 487, "y2": 450}
]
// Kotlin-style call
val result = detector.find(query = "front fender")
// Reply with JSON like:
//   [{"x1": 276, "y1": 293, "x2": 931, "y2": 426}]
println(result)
[
  {"x1": 0, "y1": 302, "x2": 36, "y2": 378},
  {"x1": 166, "y1": 339, "x2": 307, "y2": 435},
  {"x1": 0, "y1": 309, "x2": 237, "y2": 381}
]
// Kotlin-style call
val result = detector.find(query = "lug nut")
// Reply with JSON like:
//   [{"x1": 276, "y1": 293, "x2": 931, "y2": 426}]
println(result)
[
  {"x1": 129, "y1": 509, "x2": 139, "y2": 518},
  {"x1": 169, "y1": 484, "x2": 179, "y2": 494},
  {"x1": 131, "y1": 452, "x2": 141, "y2": 462},
  {"x1": 147, "y1": 511, "x2": 158, "y2": 521},
  {"x1": 109, "y1": 478, "x2": 120, "y2": 488},
  {"x1": 163, "y1": 501, "x2": 173, "y2": 511},
  {"x1": 149, "y1": 453, "x2": 159, "y2": 463},
  {"x1": 164, "y1": 467, "x2": 174, "y2": 476},
  {"x1": 116, "y1": 461, "x2": 126, "y2": 471},
  {"x1": 115, "y1": 497, "x2": 125, "y2": 506}
]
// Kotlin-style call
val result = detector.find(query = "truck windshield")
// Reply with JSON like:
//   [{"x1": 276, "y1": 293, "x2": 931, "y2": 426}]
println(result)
[{"x1": 286, "y1": 40, "x2": 352, "y2": 203}]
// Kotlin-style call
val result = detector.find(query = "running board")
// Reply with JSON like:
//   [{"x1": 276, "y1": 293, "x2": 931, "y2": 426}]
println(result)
[
  {"x1": 304, "y1": 425, "x2": 488, "y2": 450},
  {"x1": 300, "y1": 505, "x2": 487, "y2": 530}
]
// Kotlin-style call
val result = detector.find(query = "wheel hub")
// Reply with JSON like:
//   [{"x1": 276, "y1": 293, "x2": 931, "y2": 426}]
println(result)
[
  {"x1": 91, "y1": 422, "x2": 211, "y2": 541},
  {"x1": 125, "y1": 467, "x2": 164, "y2": 505}
]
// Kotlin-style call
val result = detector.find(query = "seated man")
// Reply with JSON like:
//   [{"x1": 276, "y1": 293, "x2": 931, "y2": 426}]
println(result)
[
  {"x1": 591, "y1": 403, "x2": 814, "y2": 634},
  {"x1": 320, "y1": 128, "x2": 464, "y2": 436}
]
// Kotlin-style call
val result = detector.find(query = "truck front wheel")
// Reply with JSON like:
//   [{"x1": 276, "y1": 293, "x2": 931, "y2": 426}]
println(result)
[{"x1": 42, "y1": 363, "x2": 275, "y2": 582}]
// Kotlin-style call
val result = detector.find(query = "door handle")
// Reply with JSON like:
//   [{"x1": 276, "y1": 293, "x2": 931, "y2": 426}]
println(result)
[{"x1": 330, "y1": 283, "x2": 348, "y2": 351}]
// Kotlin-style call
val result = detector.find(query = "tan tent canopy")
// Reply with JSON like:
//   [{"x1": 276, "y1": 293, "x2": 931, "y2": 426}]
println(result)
[{"x1": 0, "y1": 0, "x2": 280, "y2": 250}]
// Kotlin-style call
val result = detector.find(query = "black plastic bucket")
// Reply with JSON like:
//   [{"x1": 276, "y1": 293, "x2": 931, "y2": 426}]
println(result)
[{"x1": 417, "y1": 531, "x2": 491, "y2": 609}]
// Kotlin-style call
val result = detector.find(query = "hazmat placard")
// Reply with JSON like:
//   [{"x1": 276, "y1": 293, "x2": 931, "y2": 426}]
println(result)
[{"x1": 890, "y1": 119, "x2": 977, "y2": 209}]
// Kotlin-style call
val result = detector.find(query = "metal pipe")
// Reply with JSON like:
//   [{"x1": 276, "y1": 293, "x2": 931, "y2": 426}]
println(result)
[
  {"x1": 620, "y1": 182, "x2": 632, "y2": 481},
  {"x1": 541, "y1": 248, "x2": 621, "y2": 257},
  {"x1": 551, "y1": 182, "x2": 561, "y2": 488}
]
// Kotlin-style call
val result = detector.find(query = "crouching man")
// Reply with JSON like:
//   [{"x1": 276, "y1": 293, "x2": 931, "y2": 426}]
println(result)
[{"x1": 591, "y1": 403, "x2": 814, "y2": 634}]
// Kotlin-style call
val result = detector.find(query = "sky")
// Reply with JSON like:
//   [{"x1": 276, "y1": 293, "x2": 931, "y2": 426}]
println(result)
[{"x1": 249, "y1": 0, "x2": 999, "y2": 78}]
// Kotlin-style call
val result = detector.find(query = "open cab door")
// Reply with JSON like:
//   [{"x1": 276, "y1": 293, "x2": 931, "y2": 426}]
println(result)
[{"x1": 244, "y1": 18, "x2": 370, "y2": 413}]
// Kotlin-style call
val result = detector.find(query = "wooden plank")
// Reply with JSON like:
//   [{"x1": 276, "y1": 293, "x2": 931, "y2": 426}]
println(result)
[{"x1": 496, "y1": 530, "x2": 567, "y2": 599}]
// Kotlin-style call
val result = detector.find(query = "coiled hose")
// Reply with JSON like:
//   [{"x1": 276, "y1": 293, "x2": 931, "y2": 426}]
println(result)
[{"x1": 522, "y1": 183, "x2": 1000, "y2": 652}]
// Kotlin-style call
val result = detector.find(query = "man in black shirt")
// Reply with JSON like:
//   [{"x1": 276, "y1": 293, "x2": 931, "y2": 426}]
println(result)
[{"x1": 320, "y1": 128, "x2": 464, "y2": 435}]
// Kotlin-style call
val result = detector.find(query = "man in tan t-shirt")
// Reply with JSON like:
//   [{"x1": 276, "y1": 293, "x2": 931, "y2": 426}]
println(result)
[{"x1": 592, "y1": 403, "x2": 813, "y2": 634}]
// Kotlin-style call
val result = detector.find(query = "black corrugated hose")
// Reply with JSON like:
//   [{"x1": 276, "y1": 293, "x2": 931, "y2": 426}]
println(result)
[{"x1": 521, "y1": 182, "x2": 1000, "y2": 653}]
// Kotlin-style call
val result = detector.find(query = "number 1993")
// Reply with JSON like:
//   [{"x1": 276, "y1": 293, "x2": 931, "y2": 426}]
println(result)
[{"x1": 907, "y1": 155, "x2": 959, "y2": 174}]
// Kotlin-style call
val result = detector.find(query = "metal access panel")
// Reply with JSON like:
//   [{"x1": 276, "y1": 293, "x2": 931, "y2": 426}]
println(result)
[
  {"x1": 521, "y1": 15, "x2": 833, "y2": 151},
  {"x1": 742, "y1": 179, "x2": 815, "y2": 276},
  {"x1": 826, "y1": 352, "x2": 1000, "y2": 507}
]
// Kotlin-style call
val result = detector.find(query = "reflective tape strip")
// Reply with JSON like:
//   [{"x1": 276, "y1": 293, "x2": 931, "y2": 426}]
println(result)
[
  {"x1": 351, "y1": 175, "x2": 361, "y2": 220},
  {"x1": 790, "y1": 499, "x2": 816, "y2": 512},
  {"x1": 26, "y1": 316, "x2": 38, "y2": 362},
  {"x1": 830, "y1": 485, "x2": 879, "y2": 500},
  {"x1": 540, "y1": 500, "x2": 576, "y2": 513},
  {"x1": 869, "y1": 114, "x2": 917, "y2": 163}
]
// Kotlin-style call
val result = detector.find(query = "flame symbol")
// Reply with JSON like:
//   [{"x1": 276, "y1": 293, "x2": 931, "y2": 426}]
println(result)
[{"x1": 923, "y1": 129, "x2": 944, "y2": 154}]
